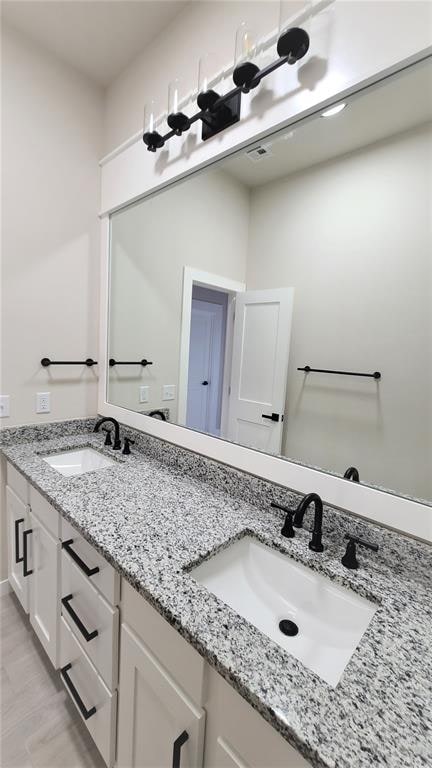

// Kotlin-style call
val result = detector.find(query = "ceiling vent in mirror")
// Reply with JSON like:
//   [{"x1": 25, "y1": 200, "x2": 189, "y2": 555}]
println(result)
[{"x1": 246, "y1": 145, "x2": 273, "y2": 162}]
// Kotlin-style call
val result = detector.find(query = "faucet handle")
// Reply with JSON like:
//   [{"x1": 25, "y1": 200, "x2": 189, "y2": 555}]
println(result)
[
  {"x1": 122, "y1": 437, "x2": 135, "y2": 455},
  {"x1": 342, "y1": 533, "x2": 379, "y2": 569},
  {"x1": 102, "y1": 427, "x2": 112, "y2": 446},
  {"x1": 271, "y1": 502, "x2": 296, "y2": 539}
]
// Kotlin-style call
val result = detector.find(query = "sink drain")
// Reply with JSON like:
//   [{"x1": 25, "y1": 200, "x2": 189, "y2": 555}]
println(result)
[{"x1": 279, "y1": 619, "x2": 299, "y2": 637}]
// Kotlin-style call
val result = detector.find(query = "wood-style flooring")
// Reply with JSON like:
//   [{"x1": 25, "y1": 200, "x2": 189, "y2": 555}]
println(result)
[{"x1": 1, "y1": 591, "x2": 106, "y2": 768}]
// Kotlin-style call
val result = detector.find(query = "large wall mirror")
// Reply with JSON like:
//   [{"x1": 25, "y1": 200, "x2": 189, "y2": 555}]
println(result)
[{"x1": 108, "y1": 57, "x2": 432, "y2": 506}]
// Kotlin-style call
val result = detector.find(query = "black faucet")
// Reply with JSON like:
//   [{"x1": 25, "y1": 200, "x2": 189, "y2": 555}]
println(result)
[
  {"x1": 344, "y1": 466, "x2": 360, "y2": 482},
  {"x1": 271, "y1": 493, "x2": 325, "y2": 552},
  {"x1": 94, "y1": 417, "x2": 121, "y2": 450},
  {"x1": 148, "y1": 409, "x2": 167, "y2": 421},
  {"x1": 293, "y1": 493, "x2": 324, "y2": 552}
]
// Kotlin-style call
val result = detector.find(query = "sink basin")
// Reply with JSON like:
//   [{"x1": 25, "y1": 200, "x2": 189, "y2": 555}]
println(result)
[
  {"x1": 42, "y1": 448, "x2": 116, "y2": 477},
  {"x1": 190, "y1": 536, "x2": 377, "y2": 687}
]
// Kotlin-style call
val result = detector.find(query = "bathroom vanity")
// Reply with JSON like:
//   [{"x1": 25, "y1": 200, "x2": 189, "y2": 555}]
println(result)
[
  {"x1": 3, "y1": 5, "x2": 432, "y2": 767},
  {"x1": 2, "y1": 421, "x2": 431, "y2": 767}
]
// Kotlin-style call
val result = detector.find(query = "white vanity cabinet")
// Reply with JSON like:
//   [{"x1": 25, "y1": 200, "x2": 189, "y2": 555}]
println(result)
[
  {"x1": 28, "y1": 507, "x2": 60, "y2": 665},
  {"x1": 6, "y1": 464, "x2": 61, "y2": 667},
  {"x1": 117, "y1": 624, "x2": 206, "y2": 768},
  {"x1": 59, "y1": 517, "x2": 120, "y2": 767},
  {"x1": 6, "y1": 484, "x2": 31, "y2": 612},
  {"x1": 117, "y1": 580, "x2": 206, "y2": 768},
  {"x1": 203, "y1": 668, "x2": 309, "y2": 768},
  {"x1": 118, "y1": 580, "x2": 310, "y2": 768}
]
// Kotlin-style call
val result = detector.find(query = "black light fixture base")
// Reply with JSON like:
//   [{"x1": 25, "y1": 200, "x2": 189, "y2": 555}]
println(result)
[
  {"x1": 143, "y1": 131, "x2": 165, "y2": 152},
  {"x1": 277, "y1": 27, "x2": 310, "y2": 62},
  {"x1": 201, "y1": 91, "x2": 241, "y2": 141},
  {"x1": 167, "y1": 112, "x2": 191, "y2": 135},
  {"x1": 197, "y1": 89, "x2": 220, "y2": 111},
  {"x1": 233, "y1": 61, "x2": 260, "y2": 91}
]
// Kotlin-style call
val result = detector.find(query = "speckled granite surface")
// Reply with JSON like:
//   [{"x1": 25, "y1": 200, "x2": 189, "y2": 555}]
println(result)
[{"x1": 2, "y1": 425, "x2": 431, "y2": 768}]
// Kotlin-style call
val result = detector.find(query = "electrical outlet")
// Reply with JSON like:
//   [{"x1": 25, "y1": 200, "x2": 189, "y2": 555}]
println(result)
[
  {"x1": 139, "y1": 385, "x2": 149, "y2": 403},
  {"x1": 162, "y1": 384, "x2": 176, "y2": 401},
  {"x1": 36, "y1": 392, "x2": 50, "y2": 413},
  {"x1": 0, "y1": 395, "x2": 10, "y2": 418}
]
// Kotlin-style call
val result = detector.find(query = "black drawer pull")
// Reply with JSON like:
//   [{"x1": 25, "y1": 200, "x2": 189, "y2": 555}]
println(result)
[
  {"x1": 14, "y1": 518, "x2": 24, "y2": 563},
  {"x1": 60, "y1": 663, "x2": 96, "y2": 720},
  {"x1": 62, "y1": 540, "x2": 100, "y2": 577},
  {"x1": 172, "y1": 730, "x2": 189, "y2": 768},
  {"x1": 23, "y1": 529, "x2": 33, "y2": 577},
  {"x1": 61, "y1": 594, "x2": 99, "y2": 642}
]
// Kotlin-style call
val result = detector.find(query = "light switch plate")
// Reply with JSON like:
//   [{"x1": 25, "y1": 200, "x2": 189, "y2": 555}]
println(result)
[
  {"x1": 36, "y1": 392, "x2": 51, "y2": 413},
  {"x1": 162, "y1": 384, "x2": 176, "y2": 401},
  {"x1": 139, "y1": 385, "x2": 149, "y2": 403},
  {"x1": 0, "y1": 395, "x2": 10, "y2": 418}
]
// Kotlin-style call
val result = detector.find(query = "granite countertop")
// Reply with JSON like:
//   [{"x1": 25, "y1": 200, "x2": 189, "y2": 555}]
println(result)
[{"x1": 2, "y1": 429, "x2": 431, "y2": 768}]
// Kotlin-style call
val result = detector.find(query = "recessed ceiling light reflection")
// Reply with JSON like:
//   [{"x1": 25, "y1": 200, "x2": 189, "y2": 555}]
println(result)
[{"x1": 320, "y1": 103, "x2": 347, "y2": 118}]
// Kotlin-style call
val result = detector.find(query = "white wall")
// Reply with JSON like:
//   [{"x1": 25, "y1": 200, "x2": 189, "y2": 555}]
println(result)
[
  {"x1": 108, "y1": 169, "x2": 249, "y2": 418},
  {"x1": 1, "y1": 24, "x2": 103, "y2": 428},
  {"x1": 103, "y1": 0, "x2": 280, "y2": 154},
  {"x1": 1, "y1": 24, "x2": 104, "y2": 580},
  {"x1": 247, "y1": 123, "x2": 432, "y2": 500}
]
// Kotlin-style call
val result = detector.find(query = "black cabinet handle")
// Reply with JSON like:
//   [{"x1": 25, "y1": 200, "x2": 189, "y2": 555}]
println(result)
[
  {"x1": 261, "y1": 412, "x2": 280, "y2": 422},
  {"x1": 60, "y1": 663, "x2": 96, "y2": 720},
  {"x1": 202, "y1": 381, "x2": 209, "y2": 386},
  {"x1": 23, "y1": 529, "x2": 33, "y2": 577},
  {"x1": 172, "y1": 730, "x2": 189, "y2": 768},
  {"x1": 14, "y1": 518, "x2": 25, "y2": 563},
  {"x1": 61, "y1": 594, "x2": 99, "y2": 642},
  {"x1": 62, "y1": 540, "x2": 100, "y2": 577}
]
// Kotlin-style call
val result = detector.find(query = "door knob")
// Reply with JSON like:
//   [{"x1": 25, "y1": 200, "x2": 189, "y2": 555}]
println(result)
[{"x1": 202, "y1": 380, "x2": 209, "y2": 385}]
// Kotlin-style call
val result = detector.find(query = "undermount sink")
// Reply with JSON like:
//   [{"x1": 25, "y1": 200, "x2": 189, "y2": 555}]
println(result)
[
  {"x1": 190, "y1": 536, "x2": 377, "y2": 687},
  {"x1": 42, "y1": 448, "x2": 116, "y2": 477}
]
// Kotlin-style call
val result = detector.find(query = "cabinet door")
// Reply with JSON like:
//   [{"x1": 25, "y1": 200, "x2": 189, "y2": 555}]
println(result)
[
  {"x1": 29, "y1": 510, "x2": 60, "y2": 667},
  {"x1": 203, "y1": 668, "x2": 309, "y2": 768},
  {"x1": 117, "y1": 624, "x2": 205, "y2": 768},
  {"x1": 6, "y1": 486, "x2": 30, "y2": 613}
]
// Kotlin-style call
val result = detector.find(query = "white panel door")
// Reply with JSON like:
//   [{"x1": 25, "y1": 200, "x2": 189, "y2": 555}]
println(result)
[
  {"x1": 117, "y1": 623, "x2": 206, "y2": 768},
  {"x1": 29, "y1": 510, "x2": 60, "y2": 667},
  {"x1": 227, "y1": 288, "x2": 294, "y2": 454},
  {"x1": 6, "y1": 486, "x2": 30, "y2": 613}
]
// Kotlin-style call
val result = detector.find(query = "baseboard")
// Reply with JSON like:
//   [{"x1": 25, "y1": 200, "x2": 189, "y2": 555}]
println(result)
[{"x1": 0, "y1": 579, "x2": 11, "y2": 597}]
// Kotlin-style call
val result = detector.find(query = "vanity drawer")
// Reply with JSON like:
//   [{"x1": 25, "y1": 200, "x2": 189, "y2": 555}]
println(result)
[
  {"x1": 30, "y1": 486, "x2": 60, "y2": 538},
  {"x1": 61, "y1": 549, "x2": 119, "y2": 690},
  {"x1": 6, "y1": 463, "x2": 29, "y2": 504},
  {"x1": 60, "y1": 617, "x2": 116, "y2": 767},
  {"x1": 61, "y1": 518, "x2": 120, "y2": 606}
]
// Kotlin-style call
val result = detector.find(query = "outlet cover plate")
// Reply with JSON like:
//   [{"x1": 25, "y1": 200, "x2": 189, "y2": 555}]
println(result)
[
  {"x1": 0, "y1": 395, "x2": 10, "y2": 418},
  {"x1": 139, "y1": 385, "x2": 149, "y2": 403},
  {"x1": 36, "y1": 392, "x2": 51, "y2": 414},
  {"x1": 162, "y1": 384, "x2": 176, "y2": 401}
]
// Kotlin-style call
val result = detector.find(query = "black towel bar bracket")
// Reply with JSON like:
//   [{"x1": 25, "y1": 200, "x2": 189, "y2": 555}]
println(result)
[
  {"x1": 298, "y1": 366, "x2": 381, "y2": 380},
  {"x1": 41, "y1": 358, "x2": 97, "y2": 367},
  {"x1": 109, "y1": 359, "x2": 153, "y2": 367}
]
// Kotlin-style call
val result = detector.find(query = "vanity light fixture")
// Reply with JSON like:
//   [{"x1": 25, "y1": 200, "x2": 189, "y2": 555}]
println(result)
[
  {"x1": 320, "y1": 102, "x2": 347, "y2": 118},
  {"x1": 143, "y1": 26, "x2": 310, "y2": 153}
]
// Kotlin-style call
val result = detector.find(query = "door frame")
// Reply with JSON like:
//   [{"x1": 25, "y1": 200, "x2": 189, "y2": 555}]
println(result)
[{"x1": 178, "y1": 268, "x2": 246, "y2": 426}]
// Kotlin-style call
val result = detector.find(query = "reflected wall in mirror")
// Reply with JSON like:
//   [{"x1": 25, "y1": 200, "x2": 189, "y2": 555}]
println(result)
[{"x1": 108, "y1": 58, "x2": 432, "y2": 504}]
